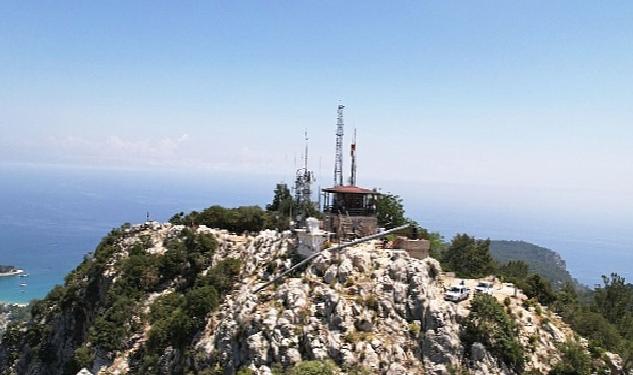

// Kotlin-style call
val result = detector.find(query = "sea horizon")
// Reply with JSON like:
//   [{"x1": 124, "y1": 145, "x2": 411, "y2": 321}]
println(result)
[{"x1": 0, "y1": 163, "x2": 631, "y2": 303}]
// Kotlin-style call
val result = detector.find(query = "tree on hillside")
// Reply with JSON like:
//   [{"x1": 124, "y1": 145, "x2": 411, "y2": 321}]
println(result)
[
  {"x1": 376, "y1": 193, "x2": 407, "y2": 229},
  {"x1": 266, "y1": 183, "x2": 295, "y2": 216},
  {"x1": 442, "y1": 234, "x2": 495, "y2": 278},
  {"x1": 499, "y1": 260, "x2": 529, "y2": 282},
  {"x1": 523, "y1": 274, "x2": 556, "y2": 305},
  {"x1": 462, "y1": 294, "x2": 525, "y2": 372},
  {"x1": 593, "y1": 273, "x2": 633, "y2": 328},
  {"x1": 549, "y1": 341, "x2": 592, "y2": 375},
  {"x1": 551, "y1": 282, "x2": 579, "y2": 319}
]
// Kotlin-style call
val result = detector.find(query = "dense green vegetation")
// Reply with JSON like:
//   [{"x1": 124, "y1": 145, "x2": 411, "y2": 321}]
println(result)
[
  {"x1": 551, "y1": 274, "x2": 633, "y2": 372},
  {"x1": 437, "y1": 231, "x2": 633, "y2": 373},
  {"x1": 266, "y1": 183, "x2": 320, "y2": 221},
  {"x1": 462, "y1": 294, "x2": 525, "y2": 372},
  {"x1": 441, "y1": 234, "x2": 496, "y2": 279},
  {"x1": 288, "y1": 360, "x2": 340, "y2": 375},
  {"x1": 135, "y1": 257, "x2": 241, "y2": 373},
  {"x1": 0, "y1": 228, "x2": 128, "y2": 374},
  {"x1": 0, "y1": 303, "x2": 31, "y2": 331},
  {"x1": 490, "y1": 241, "x2": 578, "y2": 288},
  {"x1": 435, "y1": 235, "x2": 566, "y2": 307},
  {"x1": 267, "y1": 183, "x2": 295, "y2": 214},
  {"x1": 171, "y1": 183, "x2": 325, "y2": 231},
  {"x1": 549, "y1": 341, "x2": 592, "y2": 375},
  {"x1": 170, "y1": 205, "x2": 287, "y2": 232},
  {"x1": 0, "y1": 220, "x2": 245, "y2": 375},
  {"x1": 376, "y1": 193, "x2": 409, "y2": 229}
]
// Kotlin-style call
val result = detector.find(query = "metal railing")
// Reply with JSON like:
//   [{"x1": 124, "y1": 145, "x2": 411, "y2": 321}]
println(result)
[
  {"x1": 322, "y1": 206, "x2": 376, "y2": 216},
  {"x1": 253, "y1": 224, "x2": 410, "y2": 293}
]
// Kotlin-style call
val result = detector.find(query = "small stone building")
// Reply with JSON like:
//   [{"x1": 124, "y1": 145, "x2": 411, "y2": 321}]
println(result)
[{"x1": 392, "y1": 236, "x2": 431, "y2": 260}]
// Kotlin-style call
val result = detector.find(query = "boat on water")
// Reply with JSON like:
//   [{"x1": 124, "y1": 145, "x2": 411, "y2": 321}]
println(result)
[{"x1": 0, "y1": 269, "x2": 24, "y2": 277}]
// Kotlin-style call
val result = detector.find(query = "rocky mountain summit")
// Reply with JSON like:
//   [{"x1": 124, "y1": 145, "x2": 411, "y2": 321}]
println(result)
[{"x1": 0, "y1": 223, "x2": 624, "y2": 374}]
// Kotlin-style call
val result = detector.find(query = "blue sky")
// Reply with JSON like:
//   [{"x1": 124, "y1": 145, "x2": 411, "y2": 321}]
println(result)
[{"x1": 2, "y1": 1, "x2": 633, "y2": 215}]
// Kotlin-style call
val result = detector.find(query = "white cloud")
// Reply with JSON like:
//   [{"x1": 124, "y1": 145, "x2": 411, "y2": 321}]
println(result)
[{"x1": 42, "y1": 133, "x2": 192, "y2": 167}]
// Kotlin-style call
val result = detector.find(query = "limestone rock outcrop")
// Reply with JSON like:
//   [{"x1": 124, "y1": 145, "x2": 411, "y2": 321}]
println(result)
[{"x1": 1, "y1": 223, "x2": 624, "y2": 375}]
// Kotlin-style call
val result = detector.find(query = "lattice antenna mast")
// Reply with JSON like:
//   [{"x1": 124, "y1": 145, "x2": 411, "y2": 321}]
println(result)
[
  {"x1": 334, "y1": 104, "x2": 345, "y2": 186},
  {"x1": 350, "y1": 128, "x2": 357, "y2": 186},
  {"x1": 294, "y1": 131, "x2": 313, "y2": 224}
]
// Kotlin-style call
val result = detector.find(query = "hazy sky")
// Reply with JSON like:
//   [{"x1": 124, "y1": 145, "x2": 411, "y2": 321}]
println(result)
[{"x1": 2, "y1": 2, "x2": 633, "y2": 214}]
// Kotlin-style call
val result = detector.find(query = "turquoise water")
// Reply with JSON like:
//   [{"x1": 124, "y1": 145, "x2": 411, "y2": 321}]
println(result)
[
  {"x1": 0, "y1": 165, "x2": 274, "y2": 303},
  {"x1": 0, "y1": 164, "x2": 631, "y2": 303}
]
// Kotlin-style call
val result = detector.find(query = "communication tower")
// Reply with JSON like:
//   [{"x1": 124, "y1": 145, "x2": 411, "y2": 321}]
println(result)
[
  {"x1": 334, "y1": 104, "x2": 345, "y2": 186},
  {"x1": 294, "y1": 131, "x2": 314, "y2": 223}
]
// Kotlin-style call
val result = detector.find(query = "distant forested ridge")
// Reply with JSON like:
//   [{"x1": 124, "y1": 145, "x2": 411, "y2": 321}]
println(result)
[{"x1": 490, "y1": 240, "x2": 578, "y2": 288}]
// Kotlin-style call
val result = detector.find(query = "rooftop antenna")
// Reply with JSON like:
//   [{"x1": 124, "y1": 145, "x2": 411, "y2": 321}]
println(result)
[
  {"x1": 350, "y1": 128, "x2": 357, "y2": 186},
  {"x1": 304, "y1": 129, "x2": 309, "y2": 172},
  {"x1": 295, "y1": 130, "x2": 314, "y2": 225},
  {"x1": 334, "y1": 104, "x2": 345, "y2": 186}
]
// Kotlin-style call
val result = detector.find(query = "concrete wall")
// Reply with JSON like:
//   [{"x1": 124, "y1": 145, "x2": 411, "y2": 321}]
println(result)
[
  {"x1": 323, "y1": 214, "x2": 378, "y2": 240},
  {"x1": 393, "y1": 237, "x2": 431, "y2": 260}
]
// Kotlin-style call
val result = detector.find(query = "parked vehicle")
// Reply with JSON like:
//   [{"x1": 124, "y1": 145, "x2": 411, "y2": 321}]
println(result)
[
  {"x1": 474, "y1": 281, "x2": 494, "y2": 295},
  {"x1": 444, "y1": 285, "x2": 470, "y2": 302}
]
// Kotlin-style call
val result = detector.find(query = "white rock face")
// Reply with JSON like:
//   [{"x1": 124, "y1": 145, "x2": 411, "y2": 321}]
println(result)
[
  {"x1": 94, "y1": 226, "x2": 613, "y2": 375},
  {"x1": 193, "y1": 235, "x2": 468, "y2": 374},
  {"x1": 6, "y1": 223, "x2": 625, "y2": 375}
]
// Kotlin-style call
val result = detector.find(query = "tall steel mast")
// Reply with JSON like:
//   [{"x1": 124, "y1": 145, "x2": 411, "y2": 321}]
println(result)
[{"x1": 334, "y1": 104, "x2": 345, "y2": 186}]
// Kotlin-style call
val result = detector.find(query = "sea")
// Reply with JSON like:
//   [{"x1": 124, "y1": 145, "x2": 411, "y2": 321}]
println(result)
[{"x1": 0, "y1": 163, "x2": 631, "y2": 303}]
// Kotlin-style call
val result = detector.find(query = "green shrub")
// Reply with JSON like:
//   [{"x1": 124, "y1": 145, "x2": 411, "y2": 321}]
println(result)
[
  {"x1": 236, "y1": 367, "x2": 255, "y2": 375},
  {"x1": 343, "y1": 331, "x2": 372, "y2": 343},
  {"x1": 180, "y1": 205, "x2": 274, "y2": 233},
  {"x1": 159, "y1": 242, "x2": 187, "y2": 281},
  {"x1": 149, "y1": 293, "x2": 186, "y2": 323},
  {"x1": 408, "y1": 322, "x2": 421, "y2": 337},
  {"x1": 462, "y1": 294, "x2": 525, "y2": 372},
  {"x1": 73, "y1": 345, "x2": 94, "y2": 369},
  {"x1": 147, "y1": 308, "x2": 195, "y2": 350},
  {"x1": 345, "y1": 365, "x2": 372, "y2": 375},
  {"x1": 550, "y1": 341, "x2": 591, "y2": 375},
  {"x1": 185, "y1": 286, "x2": 219, "y2": 319},
  {"x1": 523, "y1": 275, "x2": 556, "y2": 306},
  {"x1": 289, "y1": 360, "x2": 340, "y2": 375},
  {"x1": 198, "y1": 258, "x2": 242, "y2": 294}
]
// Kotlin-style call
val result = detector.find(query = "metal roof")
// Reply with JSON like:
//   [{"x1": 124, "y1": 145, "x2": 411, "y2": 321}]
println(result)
[{"x1": 322, "y1": 185, "x2": 378, "y2": 194}]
